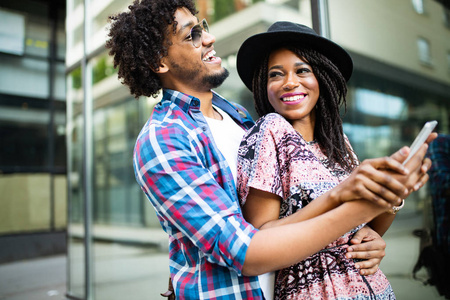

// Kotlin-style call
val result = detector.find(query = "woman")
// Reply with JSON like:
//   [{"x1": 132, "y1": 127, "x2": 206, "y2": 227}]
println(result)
[{"x1": 236, "y1": 22, "x2": 435, "y2": 299}]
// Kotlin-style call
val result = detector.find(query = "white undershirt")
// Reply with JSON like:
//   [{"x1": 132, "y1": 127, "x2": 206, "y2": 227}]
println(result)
[
  {"x1": 204, "y1": 105, "x2": 245, "y2": 184},
  {"x1": 205, "y1": 105, "x2": 275, "y2": 300}
]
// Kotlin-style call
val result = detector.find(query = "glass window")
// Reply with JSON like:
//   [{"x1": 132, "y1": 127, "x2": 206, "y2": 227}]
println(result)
[
  {"x1": 55, "y1": 62, "x2": 67, "y2": 100},
  {"x1": 447, "y1": 51, "x2": 450, "y2": 72},
  {"x1": 0, "y1": 0, "x2": 66, "y2": 239},
  {"x1": 57, "y1": 11, "x2": 66, "y2": 60},
  {"x1": 0, "y1": 55, "x2": 49, "y2": 98},
  {"x1": 354, "y1": 89, "x2": 407, "y2": 120},
  {"x1": 417, "y1": 37, "x2": 432, "y2": 65},
  {"x1": 66, "y1": 0, "x2": 84, "y2": 66},
  {"x1": 0, "y1": 95, "x2": 50, "y2": 169},
  {"x1": 54, "y1": 100, "x2": 67, "y2": 168},
  {"x1": 66, "y1": 67, "x2": 85, "y2": 299},
  {"x1": 444, "y1": 8, "x2": 450, "y2": 28},
  {"x1": 0, "y1": 8, "x2": 25, "y2": 56},
  {"x1": 92, "y1": 54, "x2": 117, "y2": 85},
  {"x1": 412, "y1": 0, "x2": 425, "y2": 14},
  {"x1": 24, "y1": 14, "x2": 51, "y2": 58}
]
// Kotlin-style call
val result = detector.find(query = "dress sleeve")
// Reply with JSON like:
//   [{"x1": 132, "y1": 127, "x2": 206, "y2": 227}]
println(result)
[
  {"x1": 237, "y1": 114, "x2": 284, "y2": 206},
  {"x1": 133, "y1": 121, "x2": 258, "y2": 275}
]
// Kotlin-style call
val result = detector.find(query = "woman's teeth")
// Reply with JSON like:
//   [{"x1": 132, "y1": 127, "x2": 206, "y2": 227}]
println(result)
[{"x1": 282, "y1": 95, "x2": 305, "y2": 102}]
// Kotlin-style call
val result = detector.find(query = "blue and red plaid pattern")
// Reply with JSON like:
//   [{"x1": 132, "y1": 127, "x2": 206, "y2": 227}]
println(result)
[{"x1": 133, "y1": 89, "x2": 263, "y2": 299}]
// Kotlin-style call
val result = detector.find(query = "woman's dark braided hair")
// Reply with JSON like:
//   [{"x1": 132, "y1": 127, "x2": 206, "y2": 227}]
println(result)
[
  {"x1": 106, "y1": 0, "x2": 197, "y2": 98},
  {"x1": 252, "y1": 44, "x2": 359, "y2": 173}
]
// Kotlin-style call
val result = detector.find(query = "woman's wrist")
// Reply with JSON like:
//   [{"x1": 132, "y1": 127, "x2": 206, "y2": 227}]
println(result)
[{"x1": 343, "y1": 200, "x2": 386, "y2": 223}]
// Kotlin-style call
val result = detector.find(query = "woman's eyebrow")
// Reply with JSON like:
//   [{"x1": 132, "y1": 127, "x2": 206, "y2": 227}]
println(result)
[
  {"x1": 295, "y1": 62, "x2": 310, "y2": 67},
  {"x1": 268, "y1": 65, "x2": 283, "y2": 71},
  {"x1": 268, "y1": 62, "x2": 309, "y2": 71}
]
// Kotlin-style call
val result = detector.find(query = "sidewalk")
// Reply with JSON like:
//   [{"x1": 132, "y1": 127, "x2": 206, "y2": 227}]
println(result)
[
  {"x1": 0, "y1": 255, "x2": 66, "y2": 300},
  {"x1": 0, "y1": 214, "x2": 447, "y2": 300},
  {"x1": 381, "y1": 214, "x2": 445, "y2": 300}
]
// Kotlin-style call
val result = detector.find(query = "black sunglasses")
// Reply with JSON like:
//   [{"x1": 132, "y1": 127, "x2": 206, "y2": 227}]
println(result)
[{"x1": 189, "y1": 19, "x2": 209, "y2": 48}]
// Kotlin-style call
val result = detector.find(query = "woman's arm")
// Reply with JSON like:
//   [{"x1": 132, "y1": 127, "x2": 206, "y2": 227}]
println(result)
[
  {"x1": 242, "y1": 152, "x2": 410, "y2": 230},
  {"x1": 242, "y1": 199, "x2": 387, "y2": 276},
  {"x1": 244, "y1": 140, "x2": 434, "y2": 233},
  {"x1": 241, "y1": 144, "x2": 434, "y2": 276}
]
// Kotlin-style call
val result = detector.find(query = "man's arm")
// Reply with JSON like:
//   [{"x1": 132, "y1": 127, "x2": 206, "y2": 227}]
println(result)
[
  {"x1": 345, "y1": 226, "x2": 386, "y2": 275},
  {"x1": 134, "y1": 122, "x2": 257, "y2": 275}
]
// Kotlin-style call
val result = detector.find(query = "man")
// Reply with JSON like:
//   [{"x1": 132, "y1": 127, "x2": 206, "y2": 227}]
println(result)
[{"x1": 106, "y1": 0, "x2": 432, "y2": 298}]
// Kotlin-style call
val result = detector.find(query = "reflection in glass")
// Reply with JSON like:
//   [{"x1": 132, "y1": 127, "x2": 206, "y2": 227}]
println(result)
[
  {"x1": 0, "y1": 96, "x2": 50, "y2": 168},
  {"x1": 344, "y1": 123, "x2": 393, "y2": 161},
  {"x1": 67, "y1": 68, "x2": 85, "y2": 299},
  {"x1": 0, "y1": 56, "x2": 49, "y2": 98},
  {"x1": 0, "y1": 9, "x2": 25, "y2": 55},
  {"x1": 24, "y1": 14, "x2": 51, "y2": 58},
  {"x1": 91, "y1": 97, "x2": 171, "y2": 299},
  {"x1": 355, "y1": 89, "x2": 407, "y2": 120},
  {"x1": 92, "y1": 54, "x2": 116, "y2": 85}
]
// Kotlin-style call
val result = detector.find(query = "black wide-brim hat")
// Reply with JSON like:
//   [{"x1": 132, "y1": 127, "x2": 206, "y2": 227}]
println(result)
[{"x1": 237, "y1": 21, "x2": 353, "y2": 91}]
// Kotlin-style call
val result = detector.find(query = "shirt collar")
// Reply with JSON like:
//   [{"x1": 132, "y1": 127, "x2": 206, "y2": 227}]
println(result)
[
  {"x1": 162, "y1": 89, "x2": 197, "y2": 112},
  {"x1": 162, "y1": 89, "x2": 231, "y2": 113},
  {"x1": 162, "y1": 88, "x2": 252, "y2": 127}
]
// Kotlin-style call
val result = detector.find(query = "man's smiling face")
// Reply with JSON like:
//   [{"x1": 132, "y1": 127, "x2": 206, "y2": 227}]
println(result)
[{"x1": 161, "y1": 7, "x2": 229, "y2": 91}]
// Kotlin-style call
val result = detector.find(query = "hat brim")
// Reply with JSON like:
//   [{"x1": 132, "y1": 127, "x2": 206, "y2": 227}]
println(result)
[{"x1": 237, "y1": 30, "x2": 353, "y2": 91}]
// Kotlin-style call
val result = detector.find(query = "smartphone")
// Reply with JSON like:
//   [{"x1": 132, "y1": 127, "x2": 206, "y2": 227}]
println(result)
[{"x1": 402, "y1": 120, "x2": 438, "y2": 165}]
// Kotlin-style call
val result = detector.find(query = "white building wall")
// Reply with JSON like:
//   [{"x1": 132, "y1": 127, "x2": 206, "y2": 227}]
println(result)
[{"x1": 328, "y1": 0, "x2": 450, "y2": 85}]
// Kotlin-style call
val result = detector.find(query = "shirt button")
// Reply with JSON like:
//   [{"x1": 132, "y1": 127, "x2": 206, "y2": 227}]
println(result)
[{"x1": 192, "y1": 100, "x2": 199, "y2": 106}]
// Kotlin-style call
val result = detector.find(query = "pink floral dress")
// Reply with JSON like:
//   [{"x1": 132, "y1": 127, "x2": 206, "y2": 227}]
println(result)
[{"x1": 237, "y1": 113, "x2": 395, "y2": 300}]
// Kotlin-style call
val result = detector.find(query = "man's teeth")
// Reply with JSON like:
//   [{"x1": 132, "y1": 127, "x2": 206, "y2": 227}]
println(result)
[
  {"x1": 203, "y1": 50, "x2": 216, "y2": 61},
  {"x1": 282, "y1": 95, "x2": 305, "y2": 102}
]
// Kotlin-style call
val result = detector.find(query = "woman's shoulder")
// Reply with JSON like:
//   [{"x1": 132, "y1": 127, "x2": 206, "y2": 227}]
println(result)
[
  {"x1": 256, "y1": 112, "x2": 287, "y2": 125},
  {"x1": 242, "y1": 113, "x2": 301, "y2": 152},
  {"x1": 252, "y1": 113, "x2": 292, "y2": 133}
]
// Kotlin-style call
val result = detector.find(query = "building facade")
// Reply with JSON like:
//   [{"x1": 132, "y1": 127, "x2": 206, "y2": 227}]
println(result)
[
  {"x1": 0, "y1": 0, "x2": 67, "y2": 262},
  {"x1": 64, "y1": 0, "x2": 450, "y2": 299}
]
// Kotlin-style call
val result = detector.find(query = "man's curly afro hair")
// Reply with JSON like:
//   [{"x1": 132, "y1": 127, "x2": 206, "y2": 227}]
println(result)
[{"x1": 106, "y1": 0, "x2": 198, "y2": 98}]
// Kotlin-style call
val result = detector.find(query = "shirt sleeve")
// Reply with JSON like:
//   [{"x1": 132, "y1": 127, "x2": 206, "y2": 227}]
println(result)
[
  {"x1": 133, "y1": 121, "x2": 258, "y2": 275},
  {"x1": 237, "y1": 114, "x2": 284, "y2": 206}
]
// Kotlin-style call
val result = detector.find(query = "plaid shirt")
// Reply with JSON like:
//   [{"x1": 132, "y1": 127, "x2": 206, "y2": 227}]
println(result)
[{"x1": 133, "y1": 89, "x2": 263, "y2": 299}]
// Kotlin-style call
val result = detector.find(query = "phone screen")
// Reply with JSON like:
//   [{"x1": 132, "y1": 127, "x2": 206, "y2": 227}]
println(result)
[{"x1": 402, "y1": 120, "x2": 438, "y2": 165}]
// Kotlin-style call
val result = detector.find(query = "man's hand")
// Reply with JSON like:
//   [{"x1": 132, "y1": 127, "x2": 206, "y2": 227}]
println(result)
[{"x1": 345, "y1": 226, "x2": 386, "y2": 275}]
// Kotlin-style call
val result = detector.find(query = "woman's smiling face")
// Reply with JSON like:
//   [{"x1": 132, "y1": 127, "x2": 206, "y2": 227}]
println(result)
[{"x1": 266, "y1": 48, "x2": 320, "y2": 126}]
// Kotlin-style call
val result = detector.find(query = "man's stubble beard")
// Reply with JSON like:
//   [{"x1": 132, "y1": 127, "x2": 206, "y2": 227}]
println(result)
[
  {"x1": 169, "y1": 60, "x2": 230, "y2": 90},
  {"x1": 203, "y1": 68, "x2": 229, "y2": 89}
]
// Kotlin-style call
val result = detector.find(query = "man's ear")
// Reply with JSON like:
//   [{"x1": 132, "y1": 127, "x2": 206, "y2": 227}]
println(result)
[{"x1": 152, "y1": 58, "x2": 169, "y2": 74}]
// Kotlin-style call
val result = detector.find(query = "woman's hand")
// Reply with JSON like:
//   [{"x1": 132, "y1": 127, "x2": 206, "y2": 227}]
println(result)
[
  {"x1": 330, "y1": 154, "x2": 409, "y2": 209},
  {"x1": 387, "y1": 132, "x2": 437, "y2": 195},
  {"x1": 345, "y1": 226, "x2": 386, "y2": 275},
  {"x1": 332, "y1": 132, "x2": 437, "y2": 209}
]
